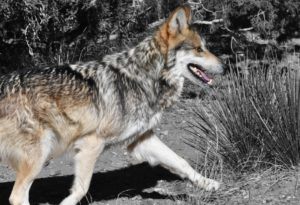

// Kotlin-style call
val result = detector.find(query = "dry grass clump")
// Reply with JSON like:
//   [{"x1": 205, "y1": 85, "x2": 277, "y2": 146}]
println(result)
[{"x1": 186, "y1": 56, "x2": 300, "y2": 171}]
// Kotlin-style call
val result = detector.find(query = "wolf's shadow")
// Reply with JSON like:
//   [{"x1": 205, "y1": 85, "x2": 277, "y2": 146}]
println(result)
[{"x1": 0, "y1": 163, "x2": 187, "y2": 205}]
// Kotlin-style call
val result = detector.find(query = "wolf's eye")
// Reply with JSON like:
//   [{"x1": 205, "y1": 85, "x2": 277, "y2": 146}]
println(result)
[{"x1": 196, "y1": 47, "x2": 203, "y2": 53}]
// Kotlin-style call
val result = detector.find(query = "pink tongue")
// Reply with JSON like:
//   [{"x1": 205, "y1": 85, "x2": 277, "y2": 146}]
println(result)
[{"x1": 198, "y1": 70, "x2": 211, "y2": 83}]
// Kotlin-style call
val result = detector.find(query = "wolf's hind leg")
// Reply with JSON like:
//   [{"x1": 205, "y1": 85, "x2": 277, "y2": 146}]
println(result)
[
  {"x1": 127, "y1": 130, "x2": 220, "y2": 191},
  {"x1": 9, "y1": 129, "x2": 54, "y2": 205},
  {"x1": 60, "y1": 133, "x2": 104, "y2": 205},
  {"x1": 9, "y1": 155, "x2": 44, "y2": 205}
]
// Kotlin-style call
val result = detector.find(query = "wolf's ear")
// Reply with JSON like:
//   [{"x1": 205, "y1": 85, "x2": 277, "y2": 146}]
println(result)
[{"x1": 168, "y1": 6, "x2": 192, "y2": 35}]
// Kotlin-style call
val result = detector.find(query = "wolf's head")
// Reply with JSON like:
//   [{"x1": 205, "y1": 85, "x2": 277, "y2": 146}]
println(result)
[{"x1": 156, "y1": 6, "x2": 224, "y2": 86}]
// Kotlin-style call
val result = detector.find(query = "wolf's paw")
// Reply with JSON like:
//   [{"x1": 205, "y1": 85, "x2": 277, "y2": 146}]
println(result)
[
  {"x1": 202, "y1": 178, "x2": 220, "y2": 191},
  {"x1": 193, "y1": 176, "x2": 220, "y2": 191},
  {"x1": 60, "y1": 197, "x2": 77, "y2": 205}
]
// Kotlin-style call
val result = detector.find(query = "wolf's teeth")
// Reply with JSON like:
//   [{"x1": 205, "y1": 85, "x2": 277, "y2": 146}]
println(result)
[{"x1": 207, "y1": 79, "x2": 213, "y2": 85}]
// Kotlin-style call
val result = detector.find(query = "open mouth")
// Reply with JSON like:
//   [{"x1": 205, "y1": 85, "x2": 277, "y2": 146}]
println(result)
[{"x1": 188, "y1": 63, "x2": 213, "y2": 85}]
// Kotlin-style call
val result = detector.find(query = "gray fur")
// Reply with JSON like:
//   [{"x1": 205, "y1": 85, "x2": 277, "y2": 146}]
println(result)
[{"x1": 0, "y1": 7, "x2": 224, "y2": 203}]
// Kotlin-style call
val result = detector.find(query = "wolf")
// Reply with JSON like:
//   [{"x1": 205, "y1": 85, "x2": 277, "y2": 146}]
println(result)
[{"x1": 0, "y1": 5, "x2": 224, "y2": 205}]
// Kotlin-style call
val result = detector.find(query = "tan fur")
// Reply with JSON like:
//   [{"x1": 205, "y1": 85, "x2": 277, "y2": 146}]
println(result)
[
  {"x1": 155, "y1": 6, "x2": 192, "y2": 54},
  {"x1": 0, "y1": 5, "x2": 224, "y2": 205}
]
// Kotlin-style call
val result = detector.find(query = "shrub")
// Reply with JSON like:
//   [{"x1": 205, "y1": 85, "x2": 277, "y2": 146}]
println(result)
[
  {"x1": 1, "y1": 0, "x2": 299, "y2": 74},
  {"x1": 0, "y1": 0, "x2": 103, "y2": 73},
  {"x1": 0, "y1": 0, "x2": 157, "y2": 73},
  {"x1": 186, "y1": 57, "x2": 300, "y2": 172},
  {"x1": 194, "y1": 0, "x2": 300, "y2": 41}
]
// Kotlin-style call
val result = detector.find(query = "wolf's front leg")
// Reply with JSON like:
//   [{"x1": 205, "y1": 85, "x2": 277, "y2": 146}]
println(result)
[
  {"x1": 60, "y1": 134, "x2": 105, "y2": 205},
  {"x1": 127, "y1": 130, "x2": 220, "y2": 191}
]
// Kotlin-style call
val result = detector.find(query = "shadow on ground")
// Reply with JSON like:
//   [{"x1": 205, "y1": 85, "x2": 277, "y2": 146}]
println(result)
[{"x1": 0, "y1": 163, "x2": 185, "y2": 205}]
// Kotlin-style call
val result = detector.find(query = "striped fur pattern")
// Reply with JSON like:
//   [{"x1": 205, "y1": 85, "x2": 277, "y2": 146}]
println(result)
[{"x1": 0, "y1": 5, "x2": 224, "y2": 205}]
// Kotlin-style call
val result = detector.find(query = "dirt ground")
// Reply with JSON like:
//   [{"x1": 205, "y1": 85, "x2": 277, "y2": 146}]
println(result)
[{"x1": 0, "y1": 96, "x2": 300, "y2": 205}]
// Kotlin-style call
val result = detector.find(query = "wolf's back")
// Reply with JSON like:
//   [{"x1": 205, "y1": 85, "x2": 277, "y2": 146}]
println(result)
[{"x1": 0, "y1": 65, "x2": 98, "y2": 101}]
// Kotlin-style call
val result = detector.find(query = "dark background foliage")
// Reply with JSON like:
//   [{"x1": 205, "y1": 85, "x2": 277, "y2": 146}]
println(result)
[{"x1": 0, "y1": 0, "x2": 299, "y2": 74}]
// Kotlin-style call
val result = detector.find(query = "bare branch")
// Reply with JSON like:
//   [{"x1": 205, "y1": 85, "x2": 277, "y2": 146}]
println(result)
[
  {"x1": 148, "y1": 19, "x2": 165, "y2": 28},
  {"x1": 239, "y1": 27, "x2": 254, "y2": 32},
  {"x1": 193, "y1": 19, "x2": 224, "y2": 25}
]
